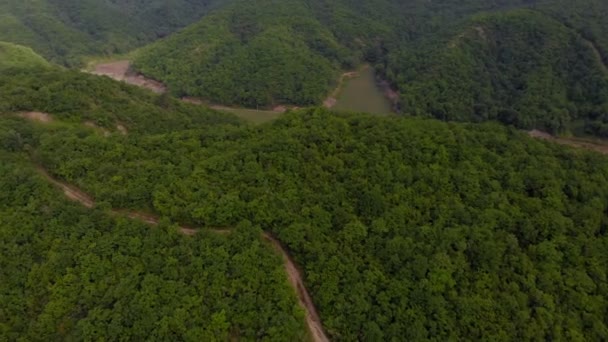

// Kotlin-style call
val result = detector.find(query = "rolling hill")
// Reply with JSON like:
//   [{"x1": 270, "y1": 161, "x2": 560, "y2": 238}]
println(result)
[{"x1": 2, "y1": 96, "x2": 607, "y2": 339}]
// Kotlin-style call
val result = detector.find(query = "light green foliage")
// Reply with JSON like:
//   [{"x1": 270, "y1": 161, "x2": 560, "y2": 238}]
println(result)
[{"x1": 0, "y1": 42, "x2": 50, "y2": 71}]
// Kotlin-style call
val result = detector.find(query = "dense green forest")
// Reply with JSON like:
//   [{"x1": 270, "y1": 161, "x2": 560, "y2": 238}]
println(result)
[
  {"x1": 2, "y1": 65, "x2": 606, "y2": 339},
  {"x1": 0, "y1": 73, "x2": 308, "y2": 340},
  {"x1": 0, "y1": 0, "x2": 227, "y2": 65},
  {"x1": 2, "y1": 1, "x2": 608, "y2": 341},
  {"x1": 0, "y1": 153, "x2": 308, "y2": 340}
]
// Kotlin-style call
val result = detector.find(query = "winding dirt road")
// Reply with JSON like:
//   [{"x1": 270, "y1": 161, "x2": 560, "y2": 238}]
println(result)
[
  {"x1": 35, "y1": 167, "x2": 329, "y2": 342},
  {"x1": 263, "y1": 233, "x2": 330, "y2": 342}
]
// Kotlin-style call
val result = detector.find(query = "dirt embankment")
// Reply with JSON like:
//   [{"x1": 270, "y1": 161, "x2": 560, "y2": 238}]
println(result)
[
  {"x1": 36, "y1": 167, "x2": 95, "y2": 208},
  {"x1": 18, "y1": 112, "x2": 53, "y2": 123},
  {"x1": 529, "y1": 129, "x2": 608, "y2": 155},
  {"x1": 263, "y1": 233, "x2": 330, "y2": 342},
  {"x1": 90, "y1": 60, "x2": 167, "y2": 94},
  {"x1": 582, "y1": 38, "x2": 608, "y2": 75},
  {"x1": 36, "y1": 167, "x2": 329, "y2": 342}
]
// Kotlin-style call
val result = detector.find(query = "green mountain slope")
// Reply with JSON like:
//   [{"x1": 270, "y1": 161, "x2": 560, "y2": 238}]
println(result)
[
  {"x1": 130, "y1": 0, "x2": 538, "y2": 108},
  {"x1": 0, "y1": 70, "x2": 307, "y2": 340},
  {"x1": 131, "y1": 0, "x2": 608, "y2": 137},
  {"x1": 0, "y1": 41, "x2": 50, "y2": 71},
  {"x1": 388, "y1": 9, "x2": 608, "y2": 135}
]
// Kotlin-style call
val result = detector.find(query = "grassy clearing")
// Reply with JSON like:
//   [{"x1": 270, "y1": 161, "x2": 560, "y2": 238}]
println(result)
[
  {"x1": 334, "y1": 66, "x2": 392, "y2": 115},
  {"x1": 81, "y1": 52, "x2": 140, "y2": 72},
  {"x1": 214, "y1": 107, "x2": 284, "y2": 124}
]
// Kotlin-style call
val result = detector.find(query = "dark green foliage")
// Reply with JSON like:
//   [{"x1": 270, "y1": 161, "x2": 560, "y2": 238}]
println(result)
[
  {"x1": 23, "y1": 106, "x2": 608, "y2": 341},
  {"x1": 133, "y1": 0, "x2": 354, "y2": 107},
  {"x1": 0, "y1": 131, "x2": 307, "y2": 342}
]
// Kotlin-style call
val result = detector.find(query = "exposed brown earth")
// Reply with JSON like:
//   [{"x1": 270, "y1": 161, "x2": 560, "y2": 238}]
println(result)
[
  {"x1": 90, "y1": 60, "x2": 167, "y2": 94},
  {"x1": 263, "y1": 233, "x2": 330, "y2": 342},
  {"x1": 116, "y1": 123, "x2": 128, "y2": 135},
  {"x1": 529, "y1": 129, "x2": 608, "y2": 155},
  {"x1": 18, "y1": 111, "x2": 53, "y2": 123},
  {"x1": 84, "y1": 121, "x2": 111, "y2": 137},
  {"x1": 36, "y1": 166, "x2": 329, "y2": 342},
  {"x1": 36, "y1": 167, "x2": 95, "y2": 208}
]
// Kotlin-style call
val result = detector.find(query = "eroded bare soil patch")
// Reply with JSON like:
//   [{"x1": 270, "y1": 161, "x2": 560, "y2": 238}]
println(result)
[
  {"x1": 91, "y1": 60, "x2": 167, "y2": 94},
  {"x1": 18, "y1": 112, "x2": 53, "y2": 123}
]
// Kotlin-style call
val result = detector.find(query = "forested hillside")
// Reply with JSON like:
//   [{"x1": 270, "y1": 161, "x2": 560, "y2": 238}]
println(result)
[
  {"x1": 0, "y1": 0, "x2": 227, "y2": 65},
  {"x1": 133, "y1": 0, "x2": 360, "y2": 107},
  {"x1": 0, "y1": 70, "x2": 309, "y2": 340},
  {"x1": 130, "y1": 0, "x2": 608, "y2": 137},
  {"x1": 0, "y1": 67, "x2": 241, "y2": 134},
  {"x1": 3, "y1": 72, "x2": 606, "y2": 339}
]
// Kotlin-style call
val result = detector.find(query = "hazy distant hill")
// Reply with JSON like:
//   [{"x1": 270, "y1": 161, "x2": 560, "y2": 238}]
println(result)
[
  {"x1": 0, "y1": 0, "x2": 228, "y2": 66},
  {"x1": 387, "y1": 9, "x2": 608, "y2": 135}
]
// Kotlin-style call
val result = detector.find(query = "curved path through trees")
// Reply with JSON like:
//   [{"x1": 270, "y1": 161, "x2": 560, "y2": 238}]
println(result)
[{"x1": 35, "y1": 167, "x2": 330, "y2": 342}]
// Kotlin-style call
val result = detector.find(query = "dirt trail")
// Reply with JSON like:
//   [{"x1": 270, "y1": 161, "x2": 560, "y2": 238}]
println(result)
[
  {"x1": 36, "y1": 167, "x2": 329, "y2": 342},
  {"x1": 18, "y1": 112, "x2": 53, "y2": 123},
  {"x1": 263, "y1": 233, "x2": 330, "y2": 342},
  {"x1": 36, "y1": 167, "x2": 95, "y2": 208},
  {"x1": 582, "y1": 38, "x2": 608, "y2": 76},
  {"x1": 529, "y1": 130, "x2": 608, "y2": 155}
]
